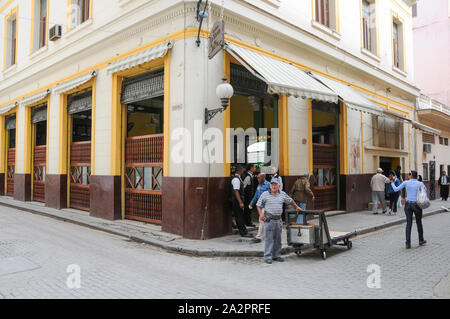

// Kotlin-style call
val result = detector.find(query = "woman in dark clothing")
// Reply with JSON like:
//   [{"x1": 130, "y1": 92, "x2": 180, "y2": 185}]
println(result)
[{"x1": 386, "y1": 170, "x2": 401, "y2": 215}]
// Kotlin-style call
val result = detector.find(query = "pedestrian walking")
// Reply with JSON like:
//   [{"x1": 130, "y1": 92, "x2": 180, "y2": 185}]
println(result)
[
  {"x1": 271, "y1": 166, "x2": 283, "y2": 191},
  {"x1": 289, "y1": 173, "x2": 315, "y2": 211},
  {"x1": 231, "y1": 165, "x2": 252, "y2": 238},
  {"x1": 243, "y1": 164, "x2": 257, "y2": 227},
  {"x1": 249, "y1": 173, "x2": 271, "y2": 243},
  {"x1": 256, "y1": 177, "x2": 302, "y2": 264},
  {"x1": 390, "y1": 170, "x2": 427, "y2": 249},
  {"x1": 386, "y1": 170, "x2": 401, "y2": 215},
  {"x1": 438, "y1": 171, "x2": 449, "y2": 201},
  {"x1": 370, "y1": 168, "x2": 391, "y2": 214}
]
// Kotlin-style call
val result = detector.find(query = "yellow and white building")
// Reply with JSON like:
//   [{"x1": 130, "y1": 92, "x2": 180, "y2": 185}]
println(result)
[{"x1": 0, "y1": 0, "x2": 436, "y2": 239}]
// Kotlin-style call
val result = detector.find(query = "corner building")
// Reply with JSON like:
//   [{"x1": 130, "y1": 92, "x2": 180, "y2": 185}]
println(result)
[{"x1": 0, "y1": 0, "x2": 435, "y2": 239}]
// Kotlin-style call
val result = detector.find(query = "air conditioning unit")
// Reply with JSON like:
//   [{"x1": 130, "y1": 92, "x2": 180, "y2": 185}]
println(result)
[
  {"x1": 49, "y1": 25, "x2": 62, "y2": 41},
  {"x1": 423, "y1": 143, "x2": 432, "y2": 153}
]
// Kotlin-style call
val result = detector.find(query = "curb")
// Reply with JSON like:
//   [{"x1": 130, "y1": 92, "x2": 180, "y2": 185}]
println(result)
[{"x1": 0, "y1": 200, "x2": 445, "y2": 258}]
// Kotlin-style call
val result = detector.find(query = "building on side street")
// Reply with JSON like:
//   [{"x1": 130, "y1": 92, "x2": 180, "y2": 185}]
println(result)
[
  {"x1": 415, "y1": 95, "x2": 450, "y2": 200},
  {"x1": 0, "y1": 0, "x2": 439, "y2": 239},
  {"x1": 412, "y1": 0, "x2": 450, "y2": 200}
]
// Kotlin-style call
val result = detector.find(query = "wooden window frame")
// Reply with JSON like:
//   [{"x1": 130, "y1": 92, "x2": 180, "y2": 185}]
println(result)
[{"x1": 39, "y1": 0, "x2": 48, "y2": 49}]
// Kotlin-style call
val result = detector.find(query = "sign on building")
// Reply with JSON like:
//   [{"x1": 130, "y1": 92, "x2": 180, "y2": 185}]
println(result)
[{"x1": 208, "y1": 20, "x2": 225, "y2": 60}]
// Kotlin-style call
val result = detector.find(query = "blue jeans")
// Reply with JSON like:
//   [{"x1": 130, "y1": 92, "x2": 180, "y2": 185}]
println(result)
[
  {"x1": 404, "y1": 202, "x2": 424, "y2": 244},
  {"x1": 295, "y1": 202, "x2": 306, "y2": 223},
  {"x1": 264, "y1": 219, "x2": 283, "y2": 261}
]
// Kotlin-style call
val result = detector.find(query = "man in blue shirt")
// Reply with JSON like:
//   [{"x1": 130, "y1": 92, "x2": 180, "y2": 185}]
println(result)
[
  {"x1": 390, "y1": 170, "x2": 427, "y2": 249},
  {"x1": 249, "y1": 173, "x2": 270, "y2": 243}
]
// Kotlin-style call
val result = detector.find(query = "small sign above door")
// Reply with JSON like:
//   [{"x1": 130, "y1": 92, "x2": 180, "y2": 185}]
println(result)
[{"x1": 208, "y1": 20, "x2": 225, "y2": 60}]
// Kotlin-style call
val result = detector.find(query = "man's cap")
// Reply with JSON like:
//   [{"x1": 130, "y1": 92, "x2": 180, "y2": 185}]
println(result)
[
  {"x1": 270, "y1": 177, "x2": 281, "y2": 185},
  {"x1": 377, "y1": 168, "x2": 383, "y2": 173}
]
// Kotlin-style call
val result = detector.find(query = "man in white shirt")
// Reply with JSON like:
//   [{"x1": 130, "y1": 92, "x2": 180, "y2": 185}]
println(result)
[
  {"x1": 439, "y1": 171, "x2": 449, "y2": 201},
  {"x1": 370, "y1": 168, "x2": 391, "y2": 214}
]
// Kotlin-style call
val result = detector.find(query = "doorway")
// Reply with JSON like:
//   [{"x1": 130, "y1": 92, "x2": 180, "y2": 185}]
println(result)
[
  {"x1": 5, "y1": 115, "x2": 16, "y2": 197},
  {"x1": 123, "y1": 70, "x2": 165, "y2": 224},
  {"x1": 68, "y1": 90, "x2": 93, "y2": 211},
  {"x1": 31, "y1": 104, "x2": 47, "y2": 202},
  {"x1": 229, "y1": 63, "x2": 278, "y2": 175},
  {"x1": 379, "y1": 157, "x2": 400, "y2": 177},
  {"x1": 311, "y1": 101, "x2": 339, "y2": 211}
]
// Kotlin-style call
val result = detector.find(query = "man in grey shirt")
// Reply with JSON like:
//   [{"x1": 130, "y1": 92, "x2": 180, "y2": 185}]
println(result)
[{"x1": 256, "y1": 177, "x2": 302, "y2": 264}]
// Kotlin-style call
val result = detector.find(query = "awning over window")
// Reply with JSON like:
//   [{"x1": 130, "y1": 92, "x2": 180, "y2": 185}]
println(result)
[
  {"x1": 32, "y1": 105, "x2": 47, "y2": 123},
  {"x1": 308, "y1": 72, "x2": 385, "y2": 116},
  {"x1": 225, "y1": 43, "x2": 338, "y2": 103},
  {"x1": 54, "y1": 70, "x2": 97, "y2": 95},
  {"x1": 411, "y1": 120, "x2": 441, "y2": 136},
  {"x1": 21, "y1": 89, "x2": 51, "y2": 107},
  {"x1": 106, "y1": 40, "x2": 174, "y2": 75},
  {"x1": 5, "y1": 115, "x2": 16, "y2": 130},
  {"x1": 68, "y1": 92, "x2": 92, "y2": 115},
  {"x1": 0, "y1": 102, "x2": 18, "y2": 115}
]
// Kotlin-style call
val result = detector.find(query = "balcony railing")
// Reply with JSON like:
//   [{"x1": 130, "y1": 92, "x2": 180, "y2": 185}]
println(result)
[{"x1": 418, "y1": 95, "x2": 450, "y2": 117}]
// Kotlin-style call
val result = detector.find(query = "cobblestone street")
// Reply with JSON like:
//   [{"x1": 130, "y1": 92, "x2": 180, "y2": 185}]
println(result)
[{"x1": 0, "y1": 205, "x2": 449, "y2": 299}]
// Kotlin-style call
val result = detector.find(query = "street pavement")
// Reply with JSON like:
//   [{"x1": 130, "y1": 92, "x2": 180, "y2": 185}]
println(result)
[
  {"x1": 0, "y1": 197, "x2": 446, "y2": 257},
  {"x1": 0, "y1": 204, "x2": 449, "y2": 299}
]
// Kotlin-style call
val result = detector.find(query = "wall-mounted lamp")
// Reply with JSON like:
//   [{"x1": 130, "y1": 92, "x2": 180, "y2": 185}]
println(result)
[{"x1": 205, "y1": 78, "x2": 234, "y2": 124}]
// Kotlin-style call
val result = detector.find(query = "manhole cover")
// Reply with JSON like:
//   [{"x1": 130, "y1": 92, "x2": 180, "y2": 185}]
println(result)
[{"x1": 0, "y1": 256, "x2": 40, "y2": 276}]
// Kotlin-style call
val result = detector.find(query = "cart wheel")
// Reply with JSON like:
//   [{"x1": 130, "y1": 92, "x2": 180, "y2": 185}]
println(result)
[
  {"x1": 295, "y1": 249, "x2": 302, "y2": 257},
  {"x1": 321, "y1": 250, "x2": 327, "y2": 260},
  {"x1": 347, "y1": 241, "x2": 353, "y2": 250}
]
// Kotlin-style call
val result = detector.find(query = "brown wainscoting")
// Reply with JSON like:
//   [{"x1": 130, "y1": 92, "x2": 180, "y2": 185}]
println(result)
[
  {"x1": 13, "y1": 174, "x2": 32, "y2": 202},
  {"x1": 340, "y1": 174, "x2": 373, "y2": 212},
  {"x1": 0, "y1": 173, "x2": 4, "y2": 196},
  {"x1": 45, "y1": 174, "x2": 67, "y2": 210},
  {"x1": 89, "y1": 175, "x2": 122, "y2": 220},
  {"x1": 162, "y1": 177, "x2": 232, "y2": 240}
]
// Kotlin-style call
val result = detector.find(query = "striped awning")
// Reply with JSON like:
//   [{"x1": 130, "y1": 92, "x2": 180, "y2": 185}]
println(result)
[
  {"x1": 54, "y1": 70, "x2": 97, "y2": 95},
  {"x1": 106, "y1": 40, "x2": 174, "y2": 75},
  {"x1": 225, "y1": 43, "x2": 338, "y2": 103},
  {"x1": 0, "y1": 102, "x2": 18, "y2": 115},
  {"x1": 21, "y1": 89, "x2": 51, "y2": 107},
  {"x1": 308, "y1": 72, "x2": 385, "y2": 116},
  {"x1": 411, "y1": 120, "x2": 441, "y2": 135}
]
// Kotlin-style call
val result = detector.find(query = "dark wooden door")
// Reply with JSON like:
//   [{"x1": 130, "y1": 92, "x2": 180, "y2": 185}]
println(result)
[
  {"x1": 7, "y1": 148, "x2": 15, "y2": 196},
  {"x1": 33, "y1": 145, "x2": 46, "y2": 202},
  {"x1": 125, "y1": 134, "x2": 163, "y2": 224},
  {"x1": 70, "y1": 141, "x2": 91, "y2": 211},
  {"x1": 312, "y1": 144, "x2": 337, "y2": 211}
]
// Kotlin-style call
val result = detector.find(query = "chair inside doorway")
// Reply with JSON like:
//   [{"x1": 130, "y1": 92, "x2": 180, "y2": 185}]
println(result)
[{"x1": 123, "y1": 70, "x2": 164, "y2": 224}]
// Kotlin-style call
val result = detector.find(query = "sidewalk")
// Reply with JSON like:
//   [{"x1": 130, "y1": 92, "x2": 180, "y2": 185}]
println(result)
[{"x1": 0, "y1": 197, "x2": 447, "y2": 257}]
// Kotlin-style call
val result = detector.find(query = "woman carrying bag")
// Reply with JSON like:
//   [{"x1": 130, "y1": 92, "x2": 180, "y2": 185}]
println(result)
[{"x1": 390, "y1": 171, "x2": 427, "y2": 249}]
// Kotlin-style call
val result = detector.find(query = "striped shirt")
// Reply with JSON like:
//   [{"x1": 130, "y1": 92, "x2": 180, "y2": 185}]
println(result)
[{"x1": 256, "y1": 190, "x2": 293, "y2": 216}]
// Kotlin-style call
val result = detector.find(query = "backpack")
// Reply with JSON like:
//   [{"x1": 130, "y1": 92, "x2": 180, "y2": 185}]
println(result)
[{"x1": 416, "y1": 182, "x2": 430, "y2": 209}]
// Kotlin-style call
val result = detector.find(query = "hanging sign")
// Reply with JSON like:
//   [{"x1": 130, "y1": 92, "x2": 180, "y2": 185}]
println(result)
[{"x1": 208, "y1": 20, "x2": 225, "y2": 60}]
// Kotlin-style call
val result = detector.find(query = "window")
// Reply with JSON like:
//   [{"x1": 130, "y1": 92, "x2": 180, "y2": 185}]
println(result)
[
  {"x1": 5, "y1": 9, "x2": 18, "y2": 69},
  {"x1": 392, "y1": 17, "x2": 405, "y2": 71},
  {"x1": 315, "y1": 0, "x2": 338, "y2": 31},
  {"x1": 440, "y1": 136, "x2": 444, "y2": 144},
  {"x1": 422, "y1": 163, "x2": 428, "y2": 181},
  {"x1": 361, "y1": 0, "x2": 377, "y2": 55},
  {"x1": 412, "y1": 3, "x2": 417, "y2": 17},
  {"x1": 69, "y1": 0, "x2": 91, "y2": 30},
  {"x1": 373, "y1": 116, "x2": 403, "y2": 149},
  {"x1": 422, "y1": 133, "x2": 435, "y2": 144},
  {"x1": 31, "y1": 0, "x2": 48, "y2": 53},
  {"x1": 445, "y1": 138, "x2": 449, "y2": 146}
]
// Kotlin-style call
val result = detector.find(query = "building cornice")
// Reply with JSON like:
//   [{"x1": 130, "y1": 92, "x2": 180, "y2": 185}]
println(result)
[{"x1": 224, "y1": 0, "x2": 419, "y2": 99}]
